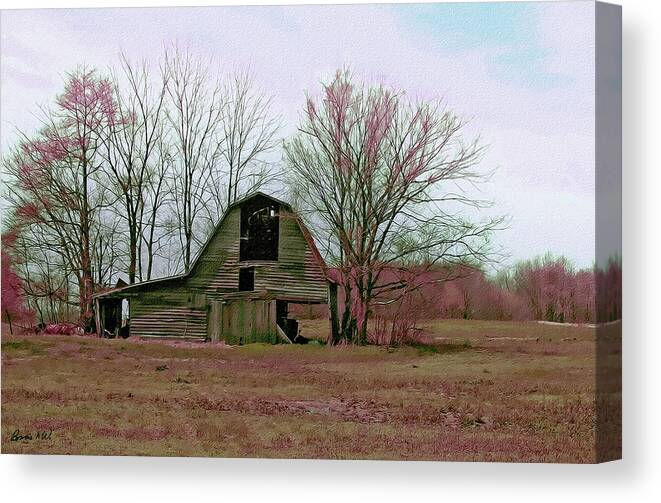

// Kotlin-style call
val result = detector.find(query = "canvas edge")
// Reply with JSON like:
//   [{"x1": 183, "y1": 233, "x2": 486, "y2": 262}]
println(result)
[{"x1": 595, "y1": 0, "x2": 622, "y2": 464}]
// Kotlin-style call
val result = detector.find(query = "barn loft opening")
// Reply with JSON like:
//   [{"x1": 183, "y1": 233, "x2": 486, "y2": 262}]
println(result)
[
  {"x1": 238, "y1": 267, "x2": 255, "y2": 291},
  {"x1": 240, "y1": 195, "x2": 279, "y2": 261}
]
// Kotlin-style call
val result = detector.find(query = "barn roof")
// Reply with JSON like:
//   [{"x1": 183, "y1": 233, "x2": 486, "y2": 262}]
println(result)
[{"x1": 94, "y1": 191, "x2": 329, "y2": 299}]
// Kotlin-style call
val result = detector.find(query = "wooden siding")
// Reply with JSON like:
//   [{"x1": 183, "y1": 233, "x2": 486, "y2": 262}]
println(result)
[
  {"x1": 129, "y1": 289, "x2": 207, "y2": 340},
  {"x1": 188, "y1": 207, "x2": 328, "y2": 303},
  {"x1": 207, "y1": 298, "x2": 278, "y2": 344},
  {"x1": 188, "y1": 208, "x2": 241, "y2": 293}
]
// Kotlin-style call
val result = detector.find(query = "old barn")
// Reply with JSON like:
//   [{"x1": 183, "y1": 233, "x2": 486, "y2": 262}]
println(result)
[{"x1": 93, "y1": 193, "x2": 330, "y2": 344}]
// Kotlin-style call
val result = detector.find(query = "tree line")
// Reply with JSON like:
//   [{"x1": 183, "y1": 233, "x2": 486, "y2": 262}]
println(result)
[
  {"x1": 2, "y1": 48, "x2": 279, "y2": 330},
  {"x1": 3, "y1": 51, "x2": 561, "y2": 345},
  {"x1": 292, "y1": 254, "x2": 622, "y2": 345}
]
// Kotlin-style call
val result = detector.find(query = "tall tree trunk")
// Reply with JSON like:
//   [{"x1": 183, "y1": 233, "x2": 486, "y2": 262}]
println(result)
[
  {"x1": 128, "y1": 225, "x2": 137, "y2": 284},
  {"x1": 356, "y1": 296, "x2": 370, "y2": 345},
  {"x1": 184, "y1": 227, "x2": 192, "y2": 273},
  {"x1": 79, "y1": 160, "x2": 94, "y2": 331},
  {"x1": 5, "y1": 310, "x2": 13, "y2": 335},
  {"x1": 328, "y1": 281, "x2": 341, "y2": 345},
  {"x1": 340, "y1": 278, "x2": 353, "y2": 342}
]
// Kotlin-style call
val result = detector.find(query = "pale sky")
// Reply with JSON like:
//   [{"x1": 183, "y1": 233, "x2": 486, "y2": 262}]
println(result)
[{"x1": 0, "y1": 1, "x2": 597, "y2": 268}]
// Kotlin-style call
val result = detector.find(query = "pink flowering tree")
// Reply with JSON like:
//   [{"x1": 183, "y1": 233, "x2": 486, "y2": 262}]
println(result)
[
  {"x1": 285, "y1": 70, "x2": 502, "y2": 345},
  {"x1": 1, "y1": 229, "x2": 33, "y2": 333},
  {"x1": 499, "y1": 254, "x2": 599, "y2": 323},
  {"x1": 3, "y1": 67, "x2": 117, "y2": 330}
]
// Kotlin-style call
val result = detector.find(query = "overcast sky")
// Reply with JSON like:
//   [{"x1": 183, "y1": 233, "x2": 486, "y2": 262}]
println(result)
[{"x1": 0, "y1": 1, "x2": 596, "y2": 268}]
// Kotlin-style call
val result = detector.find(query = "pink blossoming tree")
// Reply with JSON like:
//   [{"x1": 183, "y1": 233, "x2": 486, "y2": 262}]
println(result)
[
  {"x1": 1, "y1": 229, "x2": 33, "y2": 333},
  {"x1": 4, "y1": 67, "x2": 117, "y2": 329},
  {"x1": 285, "y1": 70, "x2": 502, "y2": 345}
]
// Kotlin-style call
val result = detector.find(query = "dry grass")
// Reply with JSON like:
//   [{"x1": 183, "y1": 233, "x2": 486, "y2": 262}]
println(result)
[{"x1": 1, "y1": 319, "x2": 620, "y2": 462}]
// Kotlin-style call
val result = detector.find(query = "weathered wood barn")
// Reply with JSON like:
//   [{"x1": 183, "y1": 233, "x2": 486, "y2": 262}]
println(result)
[{"x1": 93, "y1": 193, "x2": 330, "y2": 344}]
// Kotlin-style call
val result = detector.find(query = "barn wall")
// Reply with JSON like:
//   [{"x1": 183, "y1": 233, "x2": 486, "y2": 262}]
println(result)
[
  {"x1": 207, "y1": 299, "x2": 277, "y2": 344},
  {"x1": 258, "y1": 212, "x2": 328, "y2": 301},
  {"x1": 188, "y1": 208, "x2": 241, "y2": 294},
  {"x1": 188, "y1": 207, "x2": 327, "y2": 302},
  {"x1": 129, "y1": 288, "x2": 207, "y2": 340}
]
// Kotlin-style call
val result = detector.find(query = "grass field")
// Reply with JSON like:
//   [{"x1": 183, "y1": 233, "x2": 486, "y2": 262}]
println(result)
[{"x1": 1, "y1": 319, "x2": 620, "y2": 462}]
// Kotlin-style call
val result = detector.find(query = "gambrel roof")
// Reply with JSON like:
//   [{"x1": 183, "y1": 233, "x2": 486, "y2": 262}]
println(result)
[{"x1": 94, "y1": 192, "x2": 328, "y2": 299}]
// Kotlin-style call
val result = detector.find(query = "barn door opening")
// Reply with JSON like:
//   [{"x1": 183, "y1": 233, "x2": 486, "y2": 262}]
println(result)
[
  {"x1": 276, "y1": 300, "x2": 306, "y2": 344},
  {"x1": 100, "y1": 297, "x2": 130, "y2": 338},
  {"x1": 276, "y1": 300, "x2": 288, "y2": 332}
]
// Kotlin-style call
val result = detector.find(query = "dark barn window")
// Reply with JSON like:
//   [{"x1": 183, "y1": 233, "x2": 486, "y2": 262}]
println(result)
[
  {"x1": 240, "y1": 196, "x2": 279, "y2": 261},
  {"x1": 239, "y1": 267, "x2": 255, "y2": 291}
]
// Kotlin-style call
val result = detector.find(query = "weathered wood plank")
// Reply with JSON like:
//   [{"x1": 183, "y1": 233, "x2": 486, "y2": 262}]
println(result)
[
  {"x1": 275, "y1": 323, "x2": 293, "y2": 344},
  {"x1": 207, "y1": 301, "x2": 221, "y2": 342}
]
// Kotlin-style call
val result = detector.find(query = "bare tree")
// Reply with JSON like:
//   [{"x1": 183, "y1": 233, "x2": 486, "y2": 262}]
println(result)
[
  {"x1": 96, "y1": 53, "x2": 170, "y2": 284},
  {"x1": 285, "y1": 70, "x2": 502, "y2": 345},
  {"x1": 92, "y1": 215, "x2": 122, "y2": 287},
  {"x1": 163, "y1": 49, "x2": 280, "y2": 272},
  {"x1": 211, "y1": 71, "x2": 280, "y2": 213},
  {"x1": 164, "y1": 47, "x2": 224, "y2": 272},
  {"x1": 140, "y1": 136, "x2": 174, "y2": 280},
  {"x1": 22, "y1": 234, "x2": 74, "y2": 324},
  {"x1": 3, "y1": 67, "x2": 116, "y2": 329}
]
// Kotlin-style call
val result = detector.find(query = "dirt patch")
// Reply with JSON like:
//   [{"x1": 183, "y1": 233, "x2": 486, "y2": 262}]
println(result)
[
  {"x1": 3, "y1": 387, "x2": 71, "y2": 405},
  {"x1": 132, "y1": 338, "x2": 231, "y2": 349},
  {"x1": 172, "y1": 395, "x2": 389, "y2": 423},
  {"x1": 280, "y1": 398, "x2": 389, "y2": 423},
  {"x1": 48, "y1": 342, "x2": 85, "y2": 357},
  {"x1": 93, "y1": 424, "x2": 169, "y2": 441}
]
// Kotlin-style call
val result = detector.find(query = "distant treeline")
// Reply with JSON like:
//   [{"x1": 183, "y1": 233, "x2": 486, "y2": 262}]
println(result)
[
  {"x1": 0, "y1": 54, "x2": 621, "y2": 344},
  {"x1": 293, "y1": 254, "x2": 622, "y2": 325}
]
